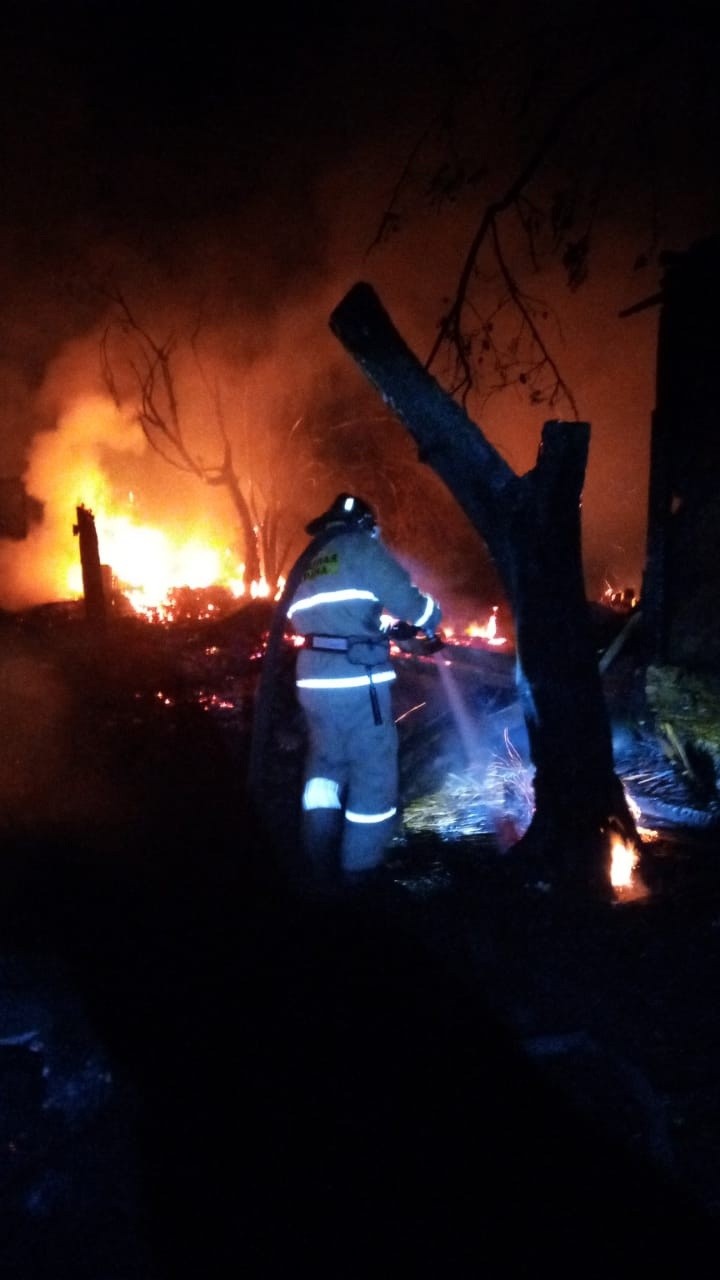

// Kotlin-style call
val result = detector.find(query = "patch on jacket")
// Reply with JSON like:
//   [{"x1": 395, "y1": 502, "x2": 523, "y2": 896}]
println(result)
[{"x1": 303, "y1": 551, "x2": 340, "y2": 580}]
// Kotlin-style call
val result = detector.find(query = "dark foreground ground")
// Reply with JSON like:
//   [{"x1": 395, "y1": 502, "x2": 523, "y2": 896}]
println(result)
[{"x1": 1, "y1": 606, "x2": 720, "y2": 1277}]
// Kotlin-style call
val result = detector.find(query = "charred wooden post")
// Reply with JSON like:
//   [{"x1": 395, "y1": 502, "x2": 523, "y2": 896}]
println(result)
[
  {"x1": 73, "y1": 504, "x2": 108, "y2": 629},
  {"x1": 329, "y1": 282, "x2": 641, "y2": 897}
]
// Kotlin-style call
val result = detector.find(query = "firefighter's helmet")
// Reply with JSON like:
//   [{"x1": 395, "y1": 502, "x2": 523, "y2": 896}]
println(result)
[{"x1": 305, "y1": 493, "x2": 377, "y2": 535}]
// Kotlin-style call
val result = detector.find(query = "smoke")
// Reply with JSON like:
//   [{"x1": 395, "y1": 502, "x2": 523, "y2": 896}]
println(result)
[
  {"x1": 0, "y1": 392, "x2": 144, "y2": 609},
  {"x1": 0, "y1": 219, "x2": 659, "y2": 615},
  {"x1": 0, "y1": 4, "x2": 714, "y2": 616}
]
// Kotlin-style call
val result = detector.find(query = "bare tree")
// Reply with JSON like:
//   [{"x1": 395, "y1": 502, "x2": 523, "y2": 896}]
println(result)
[
  {"x1": 100, "y1": 288, "x2": 449, "y2": 597},
  {"x1": 101, "y1": 288, "x2": 287, "y2": 588}
]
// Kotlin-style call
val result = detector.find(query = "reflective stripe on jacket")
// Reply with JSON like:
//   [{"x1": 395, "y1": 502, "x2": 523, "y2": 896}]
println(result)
[{"x1": 286, "y1": 527, "x2": 441, "y2": 689}]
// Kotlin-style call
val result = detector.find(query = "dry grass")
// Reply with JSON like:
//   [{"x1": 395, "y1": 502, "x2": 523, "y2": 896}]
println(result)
[{"x1": 403, "y1": 729, "x2": 534, "y2": 837}]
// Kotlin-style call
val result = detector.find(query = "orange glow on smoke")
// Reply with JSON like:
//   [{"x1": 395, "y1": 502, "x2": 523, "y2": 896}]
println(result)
[{"x1": 0, "y1": 394, "x2": 289, "y2": 616}]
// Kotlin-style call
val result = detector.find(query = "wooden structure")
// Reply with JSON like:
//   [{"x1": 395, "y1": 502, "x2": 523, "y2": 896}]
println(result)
[{"x1": 626, "y1": 235, "x2": 720, "y2": 665}]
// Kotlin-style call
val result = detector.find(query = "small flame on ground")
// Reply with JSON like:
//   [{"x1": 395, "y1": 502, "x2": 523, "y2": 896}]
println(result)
[
  {"x1": 609, "y1": 818, "x2": 651, "y2": 903},
  {"x1": 464, "y1": 606, "x2": 507, "y2": 646},
  {"x1": 601, "y1": 581, "x2": 640, "y2": 612},
  {"x1": 609, "y1": 832, "x2": 639, "y2": 889},
  {"x1": 441, "y1": 606, "x2": 509, "y2": 648}
]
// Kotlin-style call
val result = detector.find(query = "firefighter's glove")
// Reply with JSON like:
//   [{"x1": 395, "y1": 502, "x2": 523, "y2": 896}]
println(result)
[{"x1": 388, "y1": 622, "x2": 445, "y2": 656}]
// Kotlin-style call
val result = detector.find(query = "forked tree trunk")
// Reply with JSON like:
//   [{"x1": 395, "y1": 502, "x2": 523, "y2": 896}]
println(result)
[{"x1": 329, "y1": 282, "x2": 641, "y2": 897}]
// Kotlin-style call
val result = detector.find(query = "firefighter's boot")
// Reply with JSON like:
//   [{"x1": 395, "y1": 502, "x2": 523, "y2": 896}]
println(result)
[
  {"x1": 340, "y1": 863, "x2": 387, "y2": 897},
  {"x1": 341, "y1": 811, "x2": 397, "y2": 877},
  {"x1": 302, "y1": 807, "x2": 344, "y2": 897}
]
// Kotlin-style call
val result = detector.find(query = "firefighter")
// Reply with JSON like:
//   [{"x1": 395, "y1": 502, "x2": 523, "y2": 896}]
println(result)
[{"x1": 285, "y1": 493, "x2": 442, "y2": 894}]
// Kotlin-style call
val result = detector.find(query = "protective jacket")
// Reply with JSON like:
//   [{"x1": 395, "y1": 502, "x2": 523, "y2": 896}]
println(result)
[{"x1": 287, "y1": 527, "x2": 441, "y2": 690}]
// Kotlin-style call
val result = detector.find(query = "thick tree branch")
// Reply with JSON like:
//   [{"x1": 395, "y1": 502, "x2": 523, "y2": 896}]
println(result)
[{"x1": 330, "y1": 281, "x2": 522, "y2": 578}]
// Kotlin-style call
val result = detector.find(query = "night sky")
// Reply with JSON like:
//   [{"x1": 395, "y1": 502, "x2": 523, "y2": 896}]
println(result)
[{"x1": 0, "y1": 0, "x2": 718, "y2": 612}]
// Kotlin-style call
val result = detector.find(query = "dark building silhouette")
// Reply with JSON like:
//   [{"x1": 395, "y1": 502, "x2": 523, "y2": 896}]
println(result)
[{"x1": 630, "y1": 235, "x2": 720, "y2": 666}]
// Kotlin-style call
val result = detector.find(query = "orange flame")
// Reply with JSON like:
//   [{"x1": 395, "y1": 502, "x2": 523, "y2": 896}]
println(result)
[
  {"x1": 601, "y1": 581, "x2": 639, "y2": 612},
  {"x1": 609, "y1": 832, "x2": 639, "y2": 889},
  {"x1": 0, "y1": 397, "x2": 289, "y2": 616},
  {"x1": 68, "y1": 501, "x2": 285, "y2": 619},
  {"x1": 464, "y1": 605, "x2": 507, "y2": 647}
]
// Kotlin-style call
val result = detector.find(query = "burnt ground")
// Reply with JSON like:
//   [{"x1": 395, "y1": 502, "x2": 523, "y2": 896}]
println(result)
[{"x1": 1, "y1": 602, "x2": 720, "y2": 1277}]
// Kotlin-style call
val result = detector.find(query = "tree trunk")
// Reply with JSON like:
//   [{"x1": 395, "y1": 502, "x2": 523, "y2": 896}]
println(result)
[
  {"x1": 221, "y1": 468, "x2": 262, "y2": 585},
  {"x1": 329, "y1": 282, "x2": 641, "y2": 897}
]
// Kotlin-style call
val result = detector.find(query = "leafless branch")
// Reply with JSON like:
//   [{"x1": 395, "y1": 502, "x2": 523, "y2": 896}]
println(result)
[
  {"x1": 490, "y1": 218, "x2": 579, "y2": 417},
  {"x1": 417, "y1": 39, "x2": 663, "y2": 398},
  {"x1": 365, "y1": 116, "x2": 442, "y2": 255}
]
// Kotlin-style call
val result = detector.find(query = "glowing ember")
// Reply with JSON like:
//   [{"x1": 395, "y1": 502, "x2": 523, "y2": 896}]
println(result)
[{"x1": 601, "y1": 581, "x2": 639, "y2": 612}]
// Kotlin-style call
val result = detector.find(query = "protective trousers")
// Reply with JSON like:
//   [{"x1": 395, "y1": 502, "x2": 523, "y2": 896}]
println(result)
[{"x1": 298, "y1": 681, "x2": 399, "y2": 885}]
